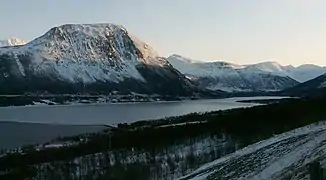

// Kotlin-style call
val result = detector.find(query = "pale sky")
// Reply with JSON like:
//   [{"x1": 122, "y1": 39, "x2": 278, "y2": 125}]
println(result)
[{"x1": 1, "y1": 0, "x2": 326, "y2": 66}]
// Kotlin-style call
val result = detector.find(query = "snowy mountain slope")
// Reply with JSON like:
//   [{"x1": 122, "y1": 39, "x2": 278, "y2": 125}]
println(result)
[
  {"x1": 0, "y1": 24, "x2": 193, "y2": 95},
  {"x1": 0, "y1": 38, "x2": 27, "y2": 47},
  {"x1": 180, "y1": 122, "x2": 326, "y2": 180},
  {"x1": 244, "y1": 61, "x2": 289, "y2": 76},
  {"x1": 168, "y1": 55, "x2": 299, "y2": 92}
]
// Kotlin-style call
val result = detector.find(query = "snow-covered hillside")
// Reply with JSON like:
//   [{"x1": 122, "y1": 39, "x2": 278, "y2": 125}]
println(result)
[
  {"x1": 0, "y1": 24, "x2": 193, "y2": 95},
  {"x1": 180, "y1": 121, "x2": 326, "y2": 180},
  {"x1": 168, "y1": 55, "x2": 299, "y2": 92},
  {"x1": 0, "y1": 38, "x2": 26, "y2": 47}
]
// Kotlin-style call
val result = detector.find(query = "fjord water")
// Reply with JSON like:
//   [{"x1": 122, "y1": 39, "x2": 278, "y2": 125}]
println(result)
[
  {"x1": 0, "y1": 97, "x2": 286, "y2": 149},
  {"x1": 0, "y1": 98, "x2": 266, "y2": 125}
]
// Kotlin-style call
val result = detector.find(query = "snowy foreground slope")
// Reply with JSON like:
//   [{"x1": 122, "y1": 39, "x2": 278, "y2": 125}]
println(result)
[
  {"x1": 180, "y1": 122, "x2": 326, "y2": 180},
  {"x1": 0, "y1": 24, "x2": 193, "y2": 95},
  {"x1": 168, "y1": 54, "x2": 326, "y2": 92}
]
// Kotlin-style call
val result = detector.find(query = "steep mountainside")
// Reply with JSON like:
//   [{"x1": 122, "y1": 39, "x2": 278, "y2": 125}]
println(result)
[
  {"x1": 0, "y1": 38, "x2": 27, "y2": 47},
  {"x1": 0, "y1": 24, "x2": 194, "y2": 95},
  {"x1": 168, "y1": 55, "x2": 299, "y2": 92}
]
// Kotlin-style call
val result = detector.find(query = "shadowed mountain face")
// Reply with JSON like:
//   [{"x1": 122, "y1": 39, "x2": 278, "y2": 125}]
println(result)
[
  {"x1": 0, "y1": 24, "x2": 194, "y2": 96},
  {"x1": 283, "y1": 73, "x2": 326, "y2": 97}
]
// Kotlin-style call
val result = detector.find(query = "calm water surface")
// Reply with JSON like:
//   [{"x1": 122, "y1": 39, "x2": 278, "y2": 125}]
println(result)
[{"x1": 0, "y1": 98, "x2": 262, "y2": 125}]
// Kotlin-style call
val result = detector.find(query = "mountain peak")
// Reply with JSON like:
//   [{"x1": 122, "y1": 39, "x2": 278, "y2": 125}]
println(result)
[
  {"x1": 250, "y1": 61, "x2": 283, "y2": 68},
  {"x1": 33, "y1": 23, "x2": 128, "y2": 44},
  {"x1": 23, "y1": 23, "x2": 160, "y2": 63},
  {"x1": 245, "y1": 61, "x2": 285, "y2": 74},
  {"x1": 168, "y1": 54, "x2": 202, "y2": 64},
  {"x1": 296, "y1": 64, "x2": 323, "y2": 70},
  {"x1": 0, "y1": 38, "x2": 27, "y2": 47},
  {"x1": 54, "y1": 23, "x2": 128, "y2": 36}
]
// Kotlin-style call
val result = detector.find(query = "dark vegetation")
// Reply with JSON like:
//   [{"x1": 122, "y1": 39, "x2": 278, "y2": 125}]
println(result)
[
  {"x1": 236, "y1": 98, "x2": 296, "y2": 104},
  {"x1": 1, "y1": 97, "x2": 326, "y2": 179}
]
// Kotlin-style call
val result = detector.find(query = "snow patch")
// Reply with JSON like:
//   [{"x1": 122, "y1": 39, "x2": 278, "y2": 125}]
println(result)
[
  {"x1": 13, "y1": 52, "x2": 25, "y2": 76},
  {"x1": 0, "y1": 38, "x2": 27, "y2": 47}
]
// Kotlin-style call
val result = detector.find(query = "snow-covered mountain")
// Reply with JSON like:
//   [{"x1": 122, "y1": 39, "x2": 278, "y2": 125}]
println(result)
[
  {"x1": 0, "y1": 38, "x2": 27, "y2": 47},
  {"x1": 180, "y1": 121, "x2": 326, "y2": 180},
  {"x1": 168, "y1": 55, "x2": 299, "y2": 92},
  {"x1": 0, "y1": 24, "x2": 194, "y2": 95}
]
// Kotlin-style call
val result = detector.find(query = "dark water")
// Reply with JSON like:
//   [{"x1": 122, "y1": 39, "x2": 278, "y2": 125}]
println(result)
[
  {"x1": 0, "y1": 122, "x2": 105, "y2": 149},
  {"x1": 0, "y1": 98, "x2": 257, "y2": 125}
]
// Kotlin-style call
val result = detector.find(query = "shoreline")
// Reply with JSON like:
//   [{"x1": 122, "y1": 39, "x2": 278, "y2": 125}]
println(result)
[{"x1": 0, "y1": 95, "x2": 290, "y2": 108}]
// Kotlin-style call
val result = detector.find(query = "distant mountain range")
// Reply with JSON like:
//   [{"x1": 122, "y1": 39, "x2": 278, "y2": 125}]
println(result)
[
  {"x1": 167, "y1": 55, "x2": 326, "y2": 92},
  {"x1": 1, "y1": 24, "x2": 326, "y2": 96}
]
